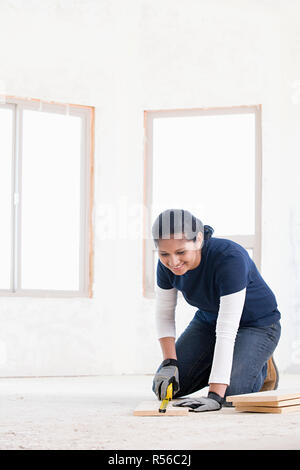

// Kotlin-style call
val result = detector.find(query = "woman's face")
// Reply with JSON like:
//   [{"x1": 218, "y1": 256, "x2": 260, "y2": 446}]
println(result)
[{"x1": 157, "y1": 232, "x2": 203, "y2": 275}]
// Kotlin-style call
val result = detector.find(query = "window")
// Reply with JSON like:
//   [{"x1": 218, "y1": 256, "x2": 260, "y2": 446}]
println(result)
[
  {"x1": 143, "y1": 106, "x2": 262, "y2": 297},
  {"x1": 0, "y1": 97, "x2": 94, "y2": 297}
]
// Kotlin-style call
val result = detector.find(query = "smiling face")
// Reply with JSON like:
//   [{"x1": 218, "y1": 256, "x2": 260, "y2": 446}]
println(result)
[{"x1": 157, "y1": 232, "x2": 203, "y2": 275}]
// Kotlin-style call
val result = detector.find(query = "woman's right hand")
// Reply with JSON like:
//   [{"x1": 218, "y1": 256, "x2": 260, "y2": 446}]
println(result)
[{"x1": 152, "y1": 358, "x2": 180, "y2": 400}]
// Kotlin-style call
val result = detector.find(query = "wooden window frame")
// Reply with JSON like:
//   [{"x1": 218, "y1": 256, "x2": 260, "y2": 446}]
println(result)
[
  {"x1": 143, "y1": 105, "x2": 262, "y2": 298},
  {"x1": 0, "y1": 95, "x2": 95, "y2": 298}
]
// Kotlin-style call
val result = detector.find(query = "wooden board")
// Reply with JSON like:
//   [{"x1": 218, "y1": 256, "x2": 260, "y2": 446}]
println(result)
[
  {"x1": 226, "y1": 389, "x2": 300, "y2": 404},
  {"x1": 233, "y1": 398, "x2": 300, "y2": 408},
  {"x1": 235, "y1": 404, "x2": 300, "y2": 414},
  {"x1": 133, "y1": 401, "x2": 189, "y2": 416}
]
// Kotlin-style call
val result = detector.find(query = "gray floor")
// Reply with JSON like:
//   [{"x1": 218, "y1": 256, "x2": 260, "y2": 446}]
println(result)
[{"x1": 0, "y1": 374, "x2": 300, "y2": 450}]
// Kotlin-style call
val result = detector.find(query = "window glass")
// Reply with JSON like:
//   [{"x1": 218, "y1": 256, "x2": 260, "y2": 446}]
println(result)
[
  {"x1": 0, "y1": 108, "x2": 13, "y2": 288},
  {"x1": 152, "y1": 113, "x2": 255, "y2": 236},
  {"x1": 21, "y1": 110, "x2": 82, "y2": 290}
]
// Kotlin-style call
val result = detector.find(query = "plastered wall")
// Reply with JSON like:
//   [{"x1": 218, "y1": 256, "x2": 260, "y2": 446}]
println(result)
[{"x1": 0, "y1": 0, "x2": 299, "y2": 376}]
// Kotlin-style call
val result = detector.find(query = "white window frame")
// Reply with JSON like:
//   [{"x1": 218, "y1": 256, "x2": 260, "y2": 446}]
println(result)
[
  {"x1": 143, "y1": 105, "x2": 262, "y2": 298},
  {"x1": 0, "y1": 96, "x2": 94, "y2": 298}
]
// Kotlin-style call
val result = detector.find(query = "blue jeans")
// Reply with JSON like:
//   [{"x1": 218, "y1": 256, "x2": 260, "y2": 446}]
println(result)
[{"x1": 174, "y1": 312, "x2": 281, "y2": 404}]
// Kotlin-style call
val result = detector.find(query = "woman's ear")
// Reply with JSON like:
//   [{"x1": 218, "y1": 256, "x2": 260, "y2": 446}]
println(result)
[{"x1": 197, "y1": 231, "x2": 204, "y2": 248}]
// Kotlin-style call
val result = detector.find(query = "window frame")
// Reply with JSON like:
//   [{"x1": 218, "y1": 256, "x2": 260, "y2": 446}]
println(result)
[
  {"x1": 0, "y1": 95, "x2": 94, "y2": 298},
  {"x1": 143, "y1": 105, "x2": 262, "y2": 298}
]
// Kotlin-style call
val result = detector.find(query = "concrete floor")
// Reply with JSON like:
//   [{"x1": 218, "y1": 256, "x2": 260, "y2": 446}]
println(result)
[{"x1": 0, "y1": 374, "x2": 300, "y2": 450}]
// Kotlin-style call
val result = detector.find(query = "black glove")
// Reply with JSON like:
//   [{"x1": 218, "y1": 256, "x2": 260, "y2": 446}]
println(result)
[
  {"x1": 152, "y1": 358, "x2": 180, "y2": 400},
  {"x1": 174, "y1": 392, "x2": 224, "y2": 412}
]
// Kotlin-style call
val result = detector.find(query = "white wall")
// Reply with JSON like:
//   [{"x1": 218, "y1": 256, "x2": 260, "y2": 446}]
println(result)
[{"x1": 0, "y1": 0, "x2": 299, "y2": 376}]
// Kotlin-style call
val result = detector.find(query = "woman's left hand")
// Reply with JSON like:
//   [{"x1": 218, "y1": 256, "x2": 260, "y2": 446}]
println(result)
[{"x1": 173, "y1": 392, "x2": 224, "y2": 412}]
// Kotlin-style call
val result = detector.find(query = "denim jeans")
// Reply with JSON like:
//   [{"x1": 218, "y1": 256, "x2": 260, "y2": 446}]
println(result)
[{"x1": 174, "y1": 312, "x2": 281, "y2": 404}]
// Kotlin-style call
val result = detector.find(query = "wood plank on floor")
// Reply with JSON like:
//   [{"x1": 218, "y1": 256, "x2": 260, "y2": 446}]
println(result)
[
  {"x1": 226, "y1": 389, "x2": 300, "y2": 404},
  {"x1": 235, "y1": 404, "x2": 300, "y2": 414},
  {"x1": 232, "y1": 398, "x2": 300, "y2": 407},
  {"x1": 133, "y1": 401, "x2": 189, "y2": 416}
]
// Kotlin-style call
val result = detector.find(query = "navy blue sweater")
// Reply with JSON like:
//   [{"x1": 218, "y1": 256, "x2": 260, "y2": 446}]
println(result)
[{"x1": 156, "y1": 237, "x2": 281, "y2": 327}]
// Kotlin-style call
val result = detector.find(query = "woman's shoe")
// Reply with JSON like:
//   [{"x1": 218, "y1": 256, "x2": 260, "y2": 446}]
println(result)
[{"x1": 260, "y1": 356, "x2": 279, "y2": 391}]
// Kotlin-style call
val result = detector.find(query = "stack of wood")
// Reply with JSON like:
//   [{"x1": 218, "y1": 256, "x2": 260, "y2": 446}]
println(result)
[{"x1": 226, "y1": 390, "x2": 300, "y2": 413}]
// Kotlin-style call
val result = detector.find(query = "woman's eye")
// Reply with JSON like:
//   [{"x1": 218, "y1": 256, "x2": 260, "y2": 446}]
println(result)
[{"x1": 177, "y1": 251, "x2": 185, "y2": 255}]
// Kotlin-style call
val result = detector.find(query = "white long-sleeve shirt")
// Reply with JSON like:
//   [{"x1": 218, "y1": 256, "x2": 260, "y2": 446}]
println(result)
[{"x1": 155, "y1": 285, "x2": 246, "y2": 385}]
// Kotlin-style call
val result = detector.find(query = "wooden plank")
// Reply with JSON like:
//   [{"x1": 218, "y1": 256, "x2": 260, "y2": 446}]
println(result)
[
  {"x1": 226, "y1": 389, "x2": 300, "y2": 404},
  {"x1": 235, "y1": 404, "x2": 300, "y2": 414},
  {"x1": 233, "y1": 398, "x2": 300, "y2": 408},
  {"x1": 133, "y1": 401, "x2": 189, "y2": 416}
]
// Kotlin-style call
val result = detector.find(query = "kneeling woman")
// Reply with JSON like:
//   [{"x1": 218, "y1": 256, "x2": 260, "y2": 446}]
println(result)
[{"x1": 152, "y1": 209, "x2": 281, "y2": 412}]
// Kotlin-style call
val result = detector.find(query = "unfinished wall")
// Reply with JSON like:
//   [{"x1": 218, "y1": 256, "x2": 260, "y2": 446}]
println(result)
[{"x1": 0, "y1": 0, "x2": 299, "y2": 376}]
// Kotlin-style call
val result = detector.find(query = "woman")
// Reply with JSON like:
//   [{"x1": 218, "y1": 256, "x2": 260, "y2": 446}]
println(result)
[{"x1": 152, "y1": 209, "x2": 281, "y2": 412}]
